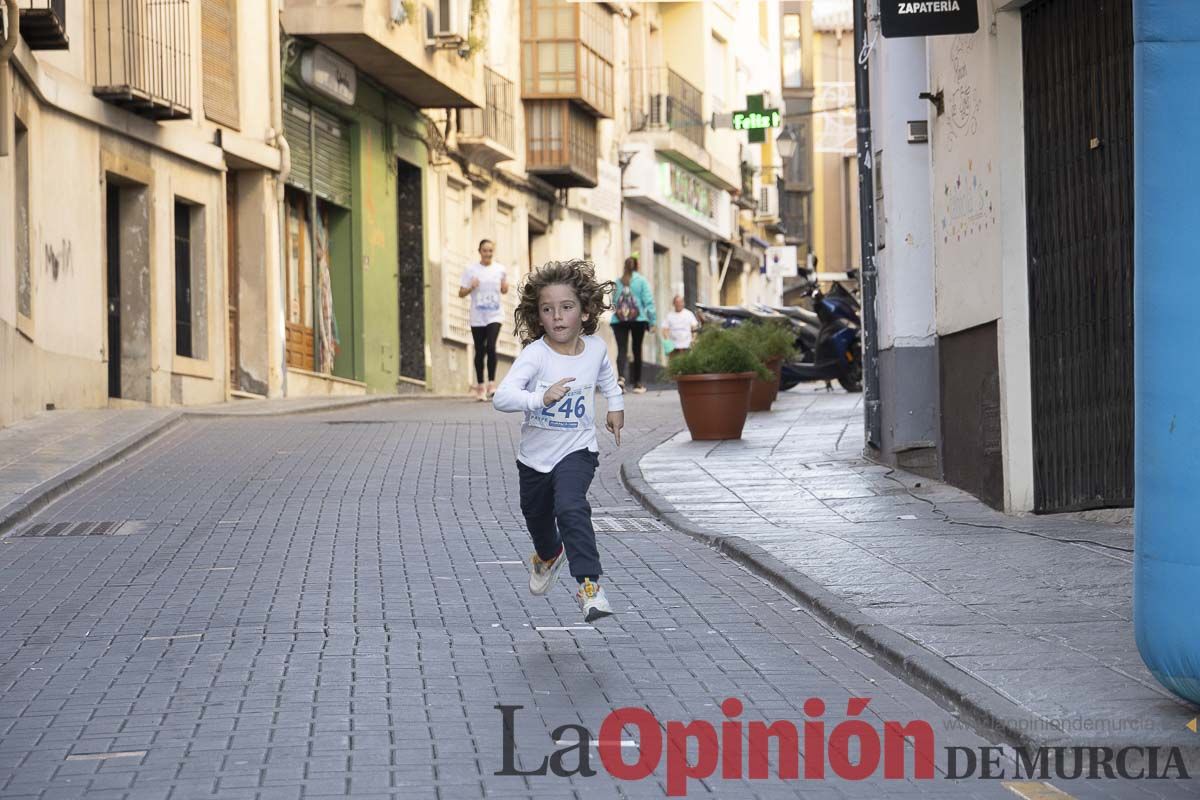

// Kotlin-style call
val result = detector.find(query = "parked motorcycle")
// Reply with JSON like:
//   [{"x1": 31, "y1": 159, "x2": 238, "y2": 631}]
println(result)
[
  {"x1": 696, "y1": 293, "x2": 863, "y2": 393},
  {"x1": 772, "y1": 284, "x2": 862, "y2": 393}
]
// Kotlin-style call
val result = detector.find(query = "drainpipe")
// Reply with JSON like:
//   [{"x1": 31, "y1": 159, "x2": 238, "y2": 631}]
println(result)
[
  {"x1": 853, "y1": 0, "x2": 882, "y2": 450},
  {"x1": 270, "y1": 4, "x2": 290, "y2": 396},
  {"x1": 0, "y1": 0, "x2": 19, "y2": 157}
]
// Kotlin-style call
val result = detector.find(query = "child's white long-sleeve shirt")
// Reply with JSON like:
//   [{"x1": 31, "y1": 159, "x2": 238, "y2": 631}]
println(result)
[{"x1": 492, "y1": 335, "x2": 624, "y2": 473}]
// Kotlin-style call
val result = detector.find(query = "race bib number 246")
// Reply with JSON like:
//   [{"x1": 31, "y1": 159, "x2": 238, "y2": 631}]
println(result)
[{"x1": 529, "y1": 381, "x2": 593, "y2": 430}]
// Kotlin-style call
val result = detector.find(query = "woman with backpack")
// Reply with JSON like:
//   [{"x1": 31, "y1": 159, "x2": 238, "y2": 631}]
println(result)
[{"x1": 610, "y1": 257, "x2": 656, "y2": 394}]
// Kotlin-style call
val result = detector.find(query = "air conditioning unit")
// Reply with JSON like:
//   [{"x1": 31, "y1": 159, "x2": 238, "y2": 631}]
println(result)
[
  {"x1": 426, "y1": 0, "x2": 468, "y2": 47},
  {"x1": 756, "y1": 183, "x2": 779, "y2": 220}
]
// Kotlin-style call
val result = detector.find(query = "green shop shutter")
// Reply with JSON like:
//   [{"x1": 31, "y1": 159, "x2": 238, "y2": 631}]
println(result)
[
  {"x1": 312, "y1": 106, "x2": 353, "y2": 209},
  {"x1": 283, "y1": 93, "x2": 313, "y2": 193},
  {"x1": 283, "y1": 93, "x2": 353, "y2": 209}
]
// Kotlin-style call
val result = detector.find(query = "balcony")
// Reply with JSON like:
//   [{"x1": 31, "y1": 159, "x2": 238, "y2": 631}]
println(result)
[
  {"x1": 92, "y1": 0, "x2": 191, "y2": 121},
  {"x1": 280, "y1": 0, "x2": 484, "y2": 108},
  {"x1": 18, "y1": 0, "x2": 68, "y2": 50},
  {"x1": 525, "y1": 100, "x2": 598, "y2": 188},
  {"x1": 520, "y1": 0, "x2": 613, "y2": 118},
  {"x1": 628, "y1": 67, "x2": 703, "y2": 149},
  {"x1": 734, "y1": 161, "x2": 757, "y2": 210},
  {"x1": 626, "y1": 65, "x2": 735, "y2": 191},
  {"x1": 457, "y1": 67, "x2": 515, "y2": 168}
]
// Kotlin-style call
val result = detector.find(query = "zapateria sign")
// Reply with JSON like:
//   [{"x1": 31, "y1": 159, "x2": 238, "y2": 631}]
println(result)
[{"x1": 881, "y1": 0, "x2": 979, "y2": 38}]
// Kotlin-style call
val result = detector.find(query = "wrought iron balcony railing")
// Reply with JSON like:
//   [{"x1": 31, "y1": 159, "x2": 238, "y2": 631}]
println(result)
[
  {"x1": 92, "y1": 0, "x2": 191, "y2": 121},
  {"x1": 458, "y1": 67, "x2": 515, "y2": 166},
  {"x1": 627, "y1": 66, "x2": 704, "y2": 150}
]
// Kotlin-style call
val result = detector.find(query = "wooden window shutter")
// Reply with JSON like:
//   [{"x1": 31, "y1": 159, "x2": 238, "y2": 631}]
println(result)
[
  {"x1": 283, "y1": 93, "x2": 313, "y2": 193},
  {"x1": 201, "y1": 0, "x2": 241, "y2": 129}
]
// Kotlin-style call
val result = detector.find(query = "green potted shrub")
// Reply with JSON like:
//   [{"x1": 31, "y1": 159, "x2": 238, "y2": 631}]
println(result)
[
  {"x1": 666, "y1": 327, "x2": 771, "y2": 440},
  {"x1": 732, "y1": 321, "x2": 798, "y2": 411}
]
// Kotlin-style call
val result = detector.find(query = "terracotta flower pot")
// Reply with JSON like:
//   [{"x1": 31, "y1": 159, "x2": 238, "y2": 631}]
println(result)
[
  {"x1": 675, "y1": 372, "x2": 754, "y2": 440},
  {"x1": 768, "y1": 356, "x2": 784, "y2": 402},
  {"x1": 749, "y1": 356, "x2": 784, "y2": 412}
]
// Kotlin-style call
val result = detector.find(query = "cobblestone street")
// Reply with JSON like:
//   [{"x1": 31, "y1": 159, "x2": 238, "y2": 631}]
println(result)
[{"x1": 0, "y1": 396, "x2": 1194, "y2": 799}]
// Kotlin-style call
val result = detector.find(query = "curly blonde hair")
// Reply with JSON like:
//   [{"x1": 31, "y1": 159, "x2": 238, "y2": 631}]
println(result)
[{"x1": 513, "y1": 259, "x2": 615, "y2": 345}]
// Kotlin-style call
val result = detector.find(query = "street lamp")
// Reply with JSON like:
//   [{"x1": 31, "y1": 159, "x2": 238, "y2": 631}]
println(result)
[{"x1": 775, "y1": 125, "x2": 798, "y2": 162}]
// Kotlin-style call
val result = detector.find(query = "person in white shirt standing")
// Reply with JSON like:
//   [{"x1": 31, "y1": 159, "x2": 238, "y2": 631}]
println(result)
[
  {"x1": 458, "y1": 239, "x2": 509, "y2": 401},
  {"x1": 492, "y1": 259, "x2": 624, "y2": 622},
  {"x1": 661, "y1": 295, "x2": 700, "y2": 356}
]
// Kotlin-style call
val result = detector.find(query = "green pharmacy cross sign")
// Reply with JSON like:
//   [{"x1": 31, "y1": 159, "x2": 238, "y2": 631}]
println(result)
[{"x1": 732, "y1": 94, "x2": 780, "y2": 143}]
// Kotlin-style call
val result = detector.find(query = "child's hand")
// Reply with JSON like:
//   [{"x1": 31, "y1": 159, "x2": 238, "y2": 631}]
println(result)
[
  {"x1": 542, "y1": 377, "x2": 575, "y2": 406},
  {"x1": 606, "y1": 410, "x2": 624, "y2": 446}
]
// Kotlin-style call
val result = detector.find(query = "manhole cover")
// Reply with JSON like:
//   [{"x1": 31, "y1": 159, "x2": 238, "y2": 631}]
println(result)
[
  {"x1": 17, "y1": 521, "x2": 146, "y2": 538},
  {"x1": 592, "y1": 516, "x2": 670, "y2": 533}
]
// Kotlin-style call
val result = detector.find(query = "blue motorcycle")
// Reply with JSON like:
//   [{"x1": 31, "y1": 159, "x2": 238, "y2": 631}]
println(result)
[{"x1": 770, "y1": 285, "x2": 863, "y2": 393}]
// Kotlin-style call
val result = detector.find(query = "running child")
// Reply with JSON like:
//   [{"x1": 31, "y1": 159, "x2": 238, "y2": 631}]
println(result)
[{"x1": 492, "y1": 259, "x2": 624, "y2": 622}]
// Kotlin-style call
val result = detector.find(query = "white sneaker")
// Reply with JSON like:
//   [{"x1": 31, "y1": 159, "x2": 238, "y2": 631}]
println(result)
[
  {"x1": 528, "y1": 547, "x2": 566, "y2": 596},
  {"x1": 576, "y1": 579, "x2": 614, "y2": 622}
]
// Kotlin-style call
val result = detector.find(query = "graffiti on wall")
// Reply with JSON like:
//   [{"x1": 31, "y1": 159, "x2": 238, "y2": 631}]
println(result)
[
  {"x1": 945, "y1": 35, "x2": 982, "y2": 152},
  {"x1": 941, "y1": 160, "x2": 995, "y2": 244},
  {"x1": 45, "y1": 239, "x2": 73, "y2": 280}
]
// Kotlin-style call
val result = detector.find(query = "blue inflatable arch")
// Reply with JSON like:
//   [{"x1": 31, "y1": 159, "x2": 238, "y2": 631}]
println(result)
[{"x1": 1134, "y1": 0, "x2": 1200, "y2": 704}]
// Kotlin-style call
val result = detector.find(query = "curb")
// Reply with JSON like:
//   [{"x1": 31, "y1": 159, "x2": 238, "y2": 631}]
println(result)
[
  {"x1": 0, "y1": 393, "x2": 466, "y2": 538},
  {"x1": 0, "y1": 412, "x2": 185, "y2": 538},
  {"x1": 618, "y1": 440, "x2": 1076, "y2": 753}
]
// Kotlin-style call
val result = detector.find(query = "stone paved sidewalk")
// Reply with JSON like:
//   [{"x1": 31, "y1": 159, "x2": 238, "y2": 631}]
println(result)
[
  {"x1": 0, "y1": 409, "x2": 181, "y2": 528},
  {"x1": 634, "y1": 389, "x2": 1200, "y2": 753},
  {"x1": 0, "y1": 397, "x2": 432, "y2": 536}
]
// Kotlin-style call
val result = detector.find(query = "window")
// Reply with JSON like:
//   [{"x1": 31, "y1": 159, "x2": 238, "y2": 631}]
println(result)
[
  {"x1": 520, "y1": 0, "x2": 613, "y2": 117},
  {"x1": 524, "y1": 100, "x2": 599, "y2": 187},
  {"x1": 783, "y1": 14, "x2": 803, "y2": 89},
  {"x1": 682, "y1": 257, "x2": 699, "y2": 311},
  {"x1": 785, "y1": 118, "x2": 812, "y2": 189},
  {"x1": 174, "y1": 202, "x2": 194, "y2": 358},
  {"x1": 708, "y1": 34, "x2": 728, "y2": 113},
  {"x1": 174, "y1": 201, "x2": 208, "y2": 360},
  {"x1": 15, "y1": 119, "x2": 31, "y2": 331},
  {"x1": 583, "y1": 223, "x2": 593, "y2": 260},
  {"x1": 201, "y1": 0, "x2": 241, "y2": 129}
]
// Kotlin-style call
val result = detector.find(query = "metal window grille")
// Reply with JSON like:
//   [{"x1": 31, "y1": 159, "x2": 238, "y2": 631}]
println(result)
[
  {"x1": 460, "y1": 67, "x2": 515, "y2": 151},
  {"x1": 626, "y1": 67, "x2": 703, "y2": 150},
  {"x1": 92, "y1": 0, "x2": 192, "y2": 120}
]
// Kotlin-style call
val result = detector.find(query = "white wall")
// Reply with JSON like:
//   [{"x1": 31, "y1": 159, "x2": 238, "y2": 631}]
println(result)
[
  {"x1": 928, "y1": 32, "x2": 1003, "y2": 336},
  {"x1": 872, "y1": 36, "x2": 933, "y2": 348},
  {"x1": 925, "y1": 11, "x2": 1036, "y2": 511},
  {"x1": 994, "y1": 9, "x2": 1035, "y2": 512}
]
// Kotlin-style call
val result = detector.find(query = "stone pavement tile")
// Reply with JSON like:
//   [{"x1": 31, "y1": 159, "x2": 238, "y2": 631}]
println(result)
[{"x1": 637, "y1": 390, "x2": 1200, "y2": 759}]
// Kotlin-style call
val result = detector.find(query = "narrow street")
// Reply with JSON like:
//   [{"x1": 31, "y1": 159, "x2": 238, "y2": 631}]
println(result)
[{"x1": 0, "y1": 396, "x2": 1189, "y2": 799}]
